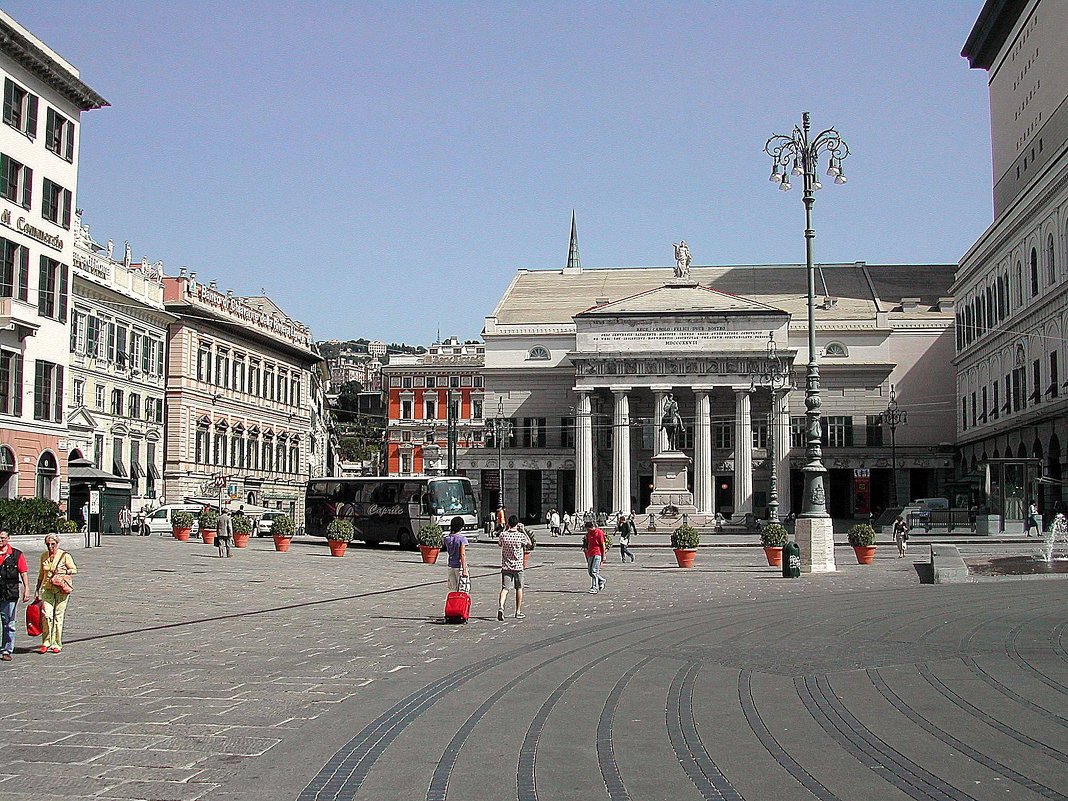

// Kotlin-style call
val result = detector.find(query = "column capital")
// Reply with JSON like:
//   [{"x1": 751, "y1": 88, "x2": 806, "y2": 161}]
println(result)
[
  {"x1": 609, "y1": 386, "x2": 633, "y2": 395},
  {"x1": 649, "y1": 385, "x2": 674, "y2": 392},
  {"x1": 733, "y1": 386, "x2": 752, "y2": 396}
]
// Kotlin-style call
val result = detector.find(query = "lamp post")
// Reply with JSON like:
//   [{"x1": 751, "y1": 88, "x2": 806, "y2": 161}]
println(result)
[
  {"x1": 487, "y1": 398, "x2": 512, "y2": 510},
  {"x1": 882, "y1": 384, "x2": 907, "y2": 508},
  {"x1": 765, "y1": 112, "x2": 849, "y2": 520},
  {"x1": 755, "y1": 333, "x2": 792, "y2": 521}
]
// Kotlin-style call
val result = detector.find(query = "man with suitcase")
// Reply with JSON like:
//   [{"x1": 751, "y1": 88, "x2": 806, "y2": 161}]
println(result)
[{"x1": 443, "y1": 517, "x2": 471, "y2": 624}]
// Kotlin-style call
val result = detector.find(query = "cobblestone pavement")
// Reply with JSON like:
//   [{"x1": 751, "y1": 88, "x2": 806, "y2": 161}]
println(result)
[{"x1": 0, "y1": 536, "x2": 1064, "y2": 801}]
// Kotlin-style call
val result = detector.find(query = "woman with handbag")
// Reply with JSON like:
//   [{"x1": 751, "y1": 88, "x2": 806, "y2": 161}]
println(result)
[{"x1": 34, "y1": 534, "x2": 77, "y2": 654}]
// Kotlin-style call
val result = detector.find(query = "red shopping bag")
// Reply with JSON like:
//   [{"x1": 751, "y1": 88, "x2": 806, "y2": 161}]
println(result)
[{"x1": 26, "y1": 599, "x2": 43, "y2": 637}]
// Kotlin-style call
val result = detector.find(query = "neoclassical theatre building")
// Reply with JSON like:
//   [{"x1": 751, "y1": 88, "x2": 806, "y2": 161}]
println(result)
[{"x1": 462, "y1": 254, "x2": 957, "y2": 525}]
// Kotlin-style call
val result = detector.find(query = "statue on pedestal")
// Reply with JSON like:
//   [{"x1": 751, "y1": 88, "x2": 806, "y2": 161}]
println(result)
[
  {"x1": 661, "y1": 393, "x2": 685, "y2": 451},
  {"x1": 672, "y1": 240, "x2": 692, "y2": 278}
]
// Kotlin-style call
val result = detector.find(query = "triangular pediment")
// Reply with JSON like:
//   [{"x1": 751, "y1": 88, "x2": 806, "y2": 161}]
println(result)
[
  {"x1": 66, "y1": 406, "x2": 99, "y2": 431},
  {"x1": 575, "y1": 282, "x2": 787, "y2": 317}
]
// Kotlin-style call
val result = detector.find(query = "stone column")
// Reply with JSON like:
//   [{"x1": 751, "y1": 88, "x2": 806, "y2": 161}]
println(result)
[
  {"x1": 693, "y1": 389, "x2": 713, "y2": 513},
  {"x1": 653, "y1": 389, "x2": 669, "y2": 455},
  {"x1": 612, "y1": 388, "x2": 632, "y2": 516},
  {"x1": 774, "y1": 389, "x2": 792, "y2": 516},
  {"x1": 733, "y1": 388, "x2": 753, "y2": 516},
  {"x1": 575, "y1": 390, "x2": 594, "y2": 514}
]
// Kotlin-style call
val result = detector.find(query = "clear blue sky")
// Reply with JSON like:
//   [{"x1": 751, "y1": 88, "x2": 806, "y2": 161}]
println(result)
[{"x1": 4, "y1": 1, "x2": 992, "y2": 345}]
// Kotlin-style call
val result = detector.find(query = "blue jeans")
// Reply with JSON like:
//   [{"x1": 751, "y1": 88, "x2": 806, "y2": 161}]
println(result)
[
  {"x1": 0, "y1": 599, "x2": 16, "y2": 655},
  {"x1": 587, "y1": 555, "x2": 603, "y2": 589}
]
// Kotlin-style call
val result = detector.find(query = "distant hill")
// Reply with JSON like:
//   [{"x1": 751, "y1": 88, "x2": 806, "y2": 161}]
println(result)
[{"x1": 316, "y1": 339, "x2": 426, "y2": 360}]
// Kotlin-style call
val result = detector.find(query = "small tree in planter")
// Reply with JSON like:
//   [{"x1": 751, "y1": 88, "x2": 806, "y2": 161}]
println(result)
[
  {"x1": 671, "y1": 524, "x2": 700, "y2": 567},
  {"x1": 171, "y1": 510, "x2": 195, "y2": 541},
  {"x1": 326, "y1": 518, "x2": 355, "y2": 556},
  {"x1": 760, "y1": 523, "x2": 789, "y2": 567},
  {"x1": 271, "y1": 514, "x2": 296, "y2": 552},
  {"x1": 417, "y1": 522, "x2": 443, "y2": 563},
  {"x1": 199, "y1": 508, "x2": 219, "y2": 545},
  {"x1": 847, "y1": 523, "x2": 877, "y2": 564},
  {"x1": 232, "y1": 513, "x2": 254, "y2": 548}
]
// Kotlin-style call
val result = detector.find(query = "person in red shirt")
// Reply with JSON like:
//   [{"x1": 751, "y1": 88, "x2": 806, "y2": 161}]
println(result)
[
  {"x1": 0, "y1": 529, "x2": 30, "y2": 661},
  {"x1": 583, "y1": 521, "x2": 607, "y2": 594}
]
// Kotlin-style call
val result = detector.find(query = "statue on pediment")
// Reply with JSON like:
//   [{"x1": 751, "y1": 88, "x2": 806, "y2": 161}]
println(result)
[
  {"x1": 672, "y1": 240, "x2": 691, "y2": 278},
  {"x1": 661, "y1": 393, "x2": 685, "y2": 451}
]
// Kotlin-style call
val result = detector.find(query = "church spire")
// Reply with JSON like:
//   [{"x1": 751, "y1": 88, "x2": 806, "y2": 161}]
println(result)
[{"x1": 564, "y1": 210, "x2": 582, "y2": 273}]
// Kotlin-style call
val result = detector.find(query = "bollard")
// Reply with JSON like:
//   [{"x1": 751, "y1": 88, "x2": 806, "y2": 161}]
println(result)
[{"x1": 782, "y1": 539, "x2": 801, "y2": 578}]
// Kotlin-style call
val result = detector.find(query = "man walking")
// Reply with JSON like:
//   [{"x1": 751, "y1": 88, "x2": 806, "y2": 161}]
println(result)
[
  {"x1": 216, "y1": 509, "x2": 234, "y2": 558},
  {"x1": 616, "y1": 515, "x2": 635, "y2": 562},
  {"x1": 497, "y1": 515, "x2": 531, "y2": 621},
  {"x1": 548, "y1": 508, "x2": 561, "y2": 537},
  {"x1": 584, "y1": 520, "x2": 608, "y2": 593},
  {"x1": 0, "y1": 530, "x2": 30, "y2": 661}
]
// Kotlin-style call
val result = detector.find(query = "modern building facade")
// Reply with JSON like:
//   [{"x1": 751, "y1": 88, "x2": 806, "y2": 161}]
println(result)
[
  {"x1": 956, "y1": 0, "x2": 1068, "y2": 528},
  {"x1": 161, "y1": 273, "x2": 320, "y2": 520},
  {"x1": 382, "y1": 337, "x2": 485, "y2": 477},
  {"x1": 67, "y1": 216, "x2": 172, "y2": 510},
  {"x1": 468, "y1": 256, "x2": 957, "y2": 525},
  {"x1": 0, "y1": 11, "x2": 106, "y2": 502}
]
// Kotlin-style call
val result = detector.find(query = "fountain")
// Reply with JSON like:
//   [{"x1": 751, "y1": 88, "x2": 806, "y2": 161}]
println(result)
[{"x1": 1041, "y1": 513, "x2": 1068, "y2": 562}]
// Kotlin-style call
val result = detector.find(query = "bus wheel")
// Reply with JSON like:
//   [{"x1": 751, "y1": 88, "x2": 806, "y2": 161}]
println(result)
[{"x1": 399, "y1": 528, "x2": 416, "y2": 550}]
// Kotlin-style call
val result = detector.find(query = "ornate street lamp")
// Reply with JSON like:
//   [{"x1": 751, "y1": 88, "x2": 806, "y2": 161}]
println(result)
[
  {"x1": 881, "y1": 384, "x2": 907, "y2": 508},
  {"x1": 755, "y1": 333, "x2": 793, "y2": 521},
  {"x1": 486, "y1": 398, "x2": 513, "y2": 510},
  {"x1": 765, "y1": 112, "x2": 849, "y2": 520}
]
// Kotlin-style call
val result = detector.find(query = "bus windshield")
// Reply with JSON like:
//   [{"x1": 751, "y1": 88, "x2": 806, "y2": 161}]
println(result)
[{"x1": 429, "y1": 479, "x2": 477, "y2": 516}]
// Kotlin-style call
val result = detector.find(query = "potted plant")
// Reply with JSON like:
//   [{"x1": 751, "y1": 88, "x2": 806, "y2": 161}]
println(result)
[
  {"x1": 417, "y1": 522, "x2": 444, "y2": 564},
  {"x1": 326, "y1": 518, "x2": 355, "y2": 557},
  {"x1": 199, "y1": 507, "x2": 219, "y2": 546},
  {"x1": 848, "y1": 523, "x2": 877, "y2": 564},
  {"x1": 271, "y1": 514, "x2": 296, "y2": 552},
  {"x1": 232, "y1": 513, "x2": 253, "y2": 548},
  {"x1": 171, "y1": 510, "x2": 194, "y2": 541},
  {"x1": 760, "y1": 523, "x2": 789, "y2": 567},
  {"x1": 671, "y1": 524, "x2": 700, "y2": 567}
]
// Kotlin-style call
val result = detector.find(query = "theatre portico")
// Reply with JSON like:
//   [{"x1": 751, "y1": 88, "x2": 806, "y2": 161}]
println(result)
[{"x1": 465, "y1": 257, "x2": 958, "y2": 527}]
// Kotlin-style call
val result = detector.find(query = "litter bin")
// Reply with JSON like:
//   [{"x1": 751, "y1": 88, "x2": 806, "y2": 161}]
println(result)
[{"x1": 782, "y1": 540, "x2": 801, "y2": 578}]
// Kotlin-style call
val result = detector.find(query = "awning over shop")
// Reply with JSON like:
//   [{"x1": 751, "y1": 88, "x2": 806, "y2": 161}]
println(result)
[{"x1": 148, "y1": 463, "x2": 160, "y2": 480}]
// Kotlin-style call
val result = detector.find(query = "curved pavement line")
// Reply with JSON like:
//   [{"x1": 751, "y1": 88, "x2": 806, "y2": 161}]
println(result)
[
  {"x1": 667, "y1": 663, "x2": 744, "y2": 801},
  {"x1": 917, "y1": 663, "x2": 1068, "y2": 764},
  {"x1": 962, "y1": 656, "x2": 1068, "y2": 727},
  {"x1": 425, "y1": 618, "x2": 674, "y2": 801},
  {"x1": 737, "y1": 670, "x2": 843, "y2": 801},
  {"x1": 1052, "y1": 620, "x2": 1068, "y2": 663},
  {"x1": 597, "y1": 656, "x2": 656, "y2": 801},
  {"x1": 868, "y1": 667, "x2": 1068, "y2": 801},
  {"x1": 797, "y1": 674, "x2": 980, "y2": 801},
  {"x1": 1004, "y1": 615, "x2": 1068, "y2": 696}
]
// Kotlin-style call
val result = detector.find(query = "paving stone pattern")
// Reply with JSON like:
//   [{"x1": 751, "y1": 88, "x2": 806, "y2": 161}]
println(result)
[{"x1": 0, "y1": 536, "x2": 1065, "y2": 801}]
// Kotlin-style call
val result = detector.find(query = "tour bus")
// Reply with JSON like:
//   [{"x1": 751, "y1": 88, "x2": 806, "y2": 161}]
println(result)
[{"x1": 304, "y1": 476, "x2": 480, "y2": 549}]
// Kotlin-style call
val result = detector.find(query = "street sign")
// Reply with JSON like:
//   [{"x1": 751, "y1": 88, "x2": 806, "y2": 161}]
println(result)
[{"x1": 89, "y1": 490, "x2": 101, "y2": 514}]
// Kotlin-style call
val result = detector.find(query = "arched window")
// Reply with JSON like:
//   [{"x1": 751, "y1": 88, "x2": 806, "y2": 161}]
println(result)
[
  {"x1": 36, "y1": 451, "x2": 58, "y2": 501},
  {"x1": 0, "y1": 446, "x2": 15, "y2": 499},
  {"x1": 1016, "y1": 261, "x2": 1023, "y2": 306},
  {"x1": 1049, "y1": 233, "x2": 1057, "y2": 284},
  {"x1": 1031, "y1": 247, "x2": 1039, "y2": 296},
  {"x1": 526, "y1": 345, "x2": 550, "y2": 361},
  {"x1": 824, "y1": 342, "x2": 847, "y2": 357}
]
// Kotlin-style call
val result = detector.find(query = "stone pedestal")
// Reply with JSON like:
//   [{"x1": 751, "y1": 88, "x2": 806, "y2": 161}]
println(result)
[
  {"x1": 974, "y1": 514, "x2": 1000, "y2": 536},
  {"x1": 795, "y1": 516, "x2": 836, "y2": 573},
  {"x1": 646, "y1": 451, "x2": 697, "y2": 514}
]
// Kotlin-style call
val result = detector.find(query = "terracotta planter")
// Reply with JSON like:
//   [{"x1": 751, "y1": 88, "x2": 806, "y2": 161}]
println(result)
[
  {"x1": 852, "y1": 545, "x2": 877, "y2": 565},
  {"x1": 419, "y1": 545, "x2": 440, "y2": 564},
  {"x1": 172, "y1": 527, "x2": 191, "y2": 541},
  {"x1": 673, "y1": 548, "x2": 697, "y2": 568},
  {"x1": 273, "y1": 535, "x2": 292, "y2": 552},
  {"x1": 201, "y1": 529, "x2": 216, "y2": 546},
  {"x1": 234, "y1": 532, "x2": 251, "y2": 548},
  {"x1": 328, "y1": 540, "x2": 348, "y2": 557},
  {"x1": 763, "y1": 546, "x2": 783, "y2": 567}
]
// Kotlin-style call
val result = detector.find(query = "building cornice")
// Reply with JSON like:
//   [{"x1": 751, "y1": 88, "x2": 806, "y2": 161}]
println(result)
[
  {"x1": 961, "y1": 0, "x2": 1028, "y2": 70},
  {"x1": 0, "y1": 18, "x2": 108, "y2": 110}
]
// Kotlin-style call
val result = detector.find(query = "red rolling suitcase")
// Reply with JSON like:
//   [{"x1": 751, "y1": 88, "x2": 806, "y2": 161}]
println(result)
[{"x1": 444, "y1": 591, "x2": 470, "y2": 624}]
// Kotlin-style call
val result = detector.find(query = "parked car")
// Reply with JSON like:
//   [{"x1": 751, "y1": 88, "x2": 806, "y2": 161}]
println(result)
[
  {"x1": 257, "y1": 510, "x2": 286, "y2": 537},
  {"x1": 140, "y1": 504, "x2": 204, "y2": 536}
]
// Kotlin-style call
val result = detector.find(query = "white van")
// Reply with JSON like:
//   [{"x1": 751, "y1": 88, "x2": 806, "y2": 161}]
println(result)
[
  {"x1": 912, "y1": 498, "x2": 950, "y2": 511},
  {"x1": 140, "y1": 504, "x2": 203, "y2": 536}
]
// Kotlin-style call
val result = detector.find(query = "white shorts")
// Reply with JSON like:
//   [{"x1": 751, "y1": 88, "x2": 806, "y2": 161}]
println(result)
[{"x1": 448, "y1": 567, "x2": 462, "y2": 592}]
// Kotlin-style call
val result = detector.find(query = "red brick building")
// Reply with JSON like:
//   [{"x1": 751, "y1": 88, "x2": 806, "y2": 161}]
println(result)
[{"x1": 381, "y1": 338, "x2": 484, "y2": 476}]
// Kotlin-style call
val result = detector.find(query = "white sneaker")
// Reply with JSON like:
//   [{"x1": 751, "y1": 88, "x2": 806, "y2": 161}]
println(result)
[{"x1": 588, "y1": 588, "x2": 598, "y2": 594}]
